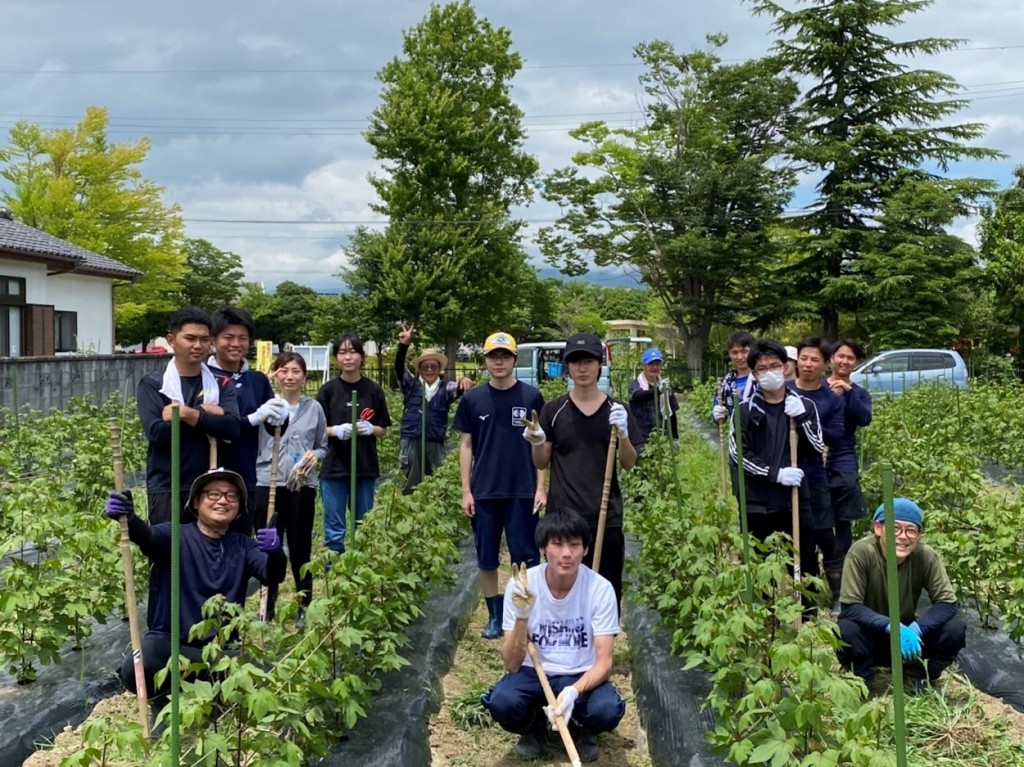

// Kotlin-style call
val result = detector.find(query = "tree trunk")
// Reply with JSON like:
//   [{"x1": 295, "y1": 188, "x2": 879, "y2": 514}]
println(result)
[
  {"x1": 444, "y1": 337, "x2": 459, "y2": 382},
  {"x1": 821, "y1": 306, "x2": 839, "y2": 342},
  {"x1": 684, "y1": 333, "x2": 705, "y2": 380}
]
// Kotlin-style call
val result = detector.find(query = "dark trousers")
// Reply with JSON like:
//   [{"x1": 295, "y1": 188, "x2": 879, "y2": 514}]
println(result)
[
  {"x1": 837, "y1": 617, "x2": 967, "y2": 683},
  {"x1": 583, "y1": 526, "x2": 624, "y2": 609},
  {"x1": 482, "y1": 666, "x2": 625, "y2": 735},
  {"x1": 252, "y1": 485, "x2": 316, "y2": 617},
  {"x1": 119, "y1": 634, "x2": 206, "y2": 700},
  {"x1": 399, "y1": 437, "x2": 446, "y2": 494}
]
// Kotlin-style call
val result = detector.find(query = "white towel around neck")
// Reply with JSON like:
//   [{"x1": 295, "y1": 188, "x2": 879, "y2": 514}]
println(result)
[{"x1": 159, "y1": 358, "x2": 221, "y2": 405}]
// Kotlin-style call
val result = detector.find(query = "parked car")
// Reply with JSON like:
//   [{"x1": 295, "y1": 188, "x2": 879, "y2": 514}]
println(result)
[
  {"x1": 851, "y1": 348, "x2": 967, "y2": 396},
  {"x1": 514, "y1": 341, "x2": 614, "y2": 395}
]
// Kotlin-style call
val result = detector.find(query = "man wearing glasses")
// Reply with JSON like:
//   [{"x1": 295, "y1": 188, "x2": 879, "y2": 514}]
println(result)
[
  {"x1": 729, "y1": 339, "x2": 823, "y2": 543},
  {"x1": 394, "y1": 324, "x2": 473, "y2": 494},
  {"x1": 837, "y1": 498, "x2": 966, "y2": 691},
  {"x1": 104, "y1": 468, "x2": 285, "y2": 700}
]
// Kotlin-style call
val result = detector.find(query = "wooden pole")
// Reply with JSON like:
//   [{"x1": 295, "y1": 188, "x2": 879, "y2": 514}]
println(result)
[
  {"x1": 258, "y1": 426, "x2": 282, "y2": 622},
  {"x1": 591, "y1": 432, "x2": 618, "y2": 573},
  {"x1": 110, "y1": 418, "x2": 150, "y2": 739}
]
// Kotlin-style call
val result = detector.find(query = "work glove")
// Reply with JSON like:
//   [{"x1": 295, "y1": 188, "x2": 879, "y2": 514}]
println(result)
[
  {"x1": 522, "y1": 409, "x2": 546, "y2": 447},
  {"x1": 105, "y1": 490, "x2": 135, "y2": 521},
  {"x1": 608, "y1": 402, "x2": 629, "y2": 439},
  {"x1": 784, "y1": 393, "x2": 806, "y2": 418},
  {"x1": 658, "y1": 378, "x2": 672, "y2": 393},
  {"x1": 712, "y1": 404, "x2": 729, "y2": 423},
  {"x1": 898, "y1": 624, "x2": 923, "y2": 661},
  {"x1": 544, "y1": 685, "x2": 579, "y2": 729},
  {"x1": 510, "y1": 563, "x2": 536, "y2": 620},
  {"x1": 776, "y1": 467, "x2": 804, "y2": 487},
  {"x1": 356, "y1": 419, "x2": 375, "y2": 437},
  {"x1": 256, "y1": 525, "x2": 281, "y2": 553},
  {"x1": 909, "y1": 621, "x2": 922, "y2": 638},
  {"x1": 249, "y1": 397, "x2": 289, "y2": 427},
  {"x1": 333, "y1": 423, "x2": 353, "y2": 440}
]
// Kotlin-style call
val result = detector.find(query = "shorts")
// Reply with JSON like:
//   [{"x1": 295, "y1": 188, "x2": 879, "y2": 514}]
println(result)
[
  {"x1": 471, "y1": 497, "x2": 539, "y2": 571},
  {"x1": 829, "y1": 471, "x2": 866, "y2": 521}
]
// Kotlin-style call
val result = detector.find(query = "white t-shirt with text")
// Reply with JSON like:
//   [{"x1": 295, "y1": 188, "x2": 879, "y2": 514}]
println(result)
[{"x1": 502, "y1": 563, "x2": 620, "y2": 675}]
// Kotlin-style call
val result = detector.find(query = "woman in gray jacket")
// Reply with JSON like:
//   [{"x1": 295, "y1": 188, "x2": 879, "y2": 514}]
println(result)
[{"x1": 254, "y1": 351, "x2": 328, "y2": 623}]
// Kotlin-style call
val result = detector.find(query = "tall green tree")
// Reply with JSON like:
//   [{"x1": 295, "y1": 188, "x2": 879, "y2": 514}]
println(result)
[
  {"x1": 179, "y1": 238, "x2": 245, "y2": 310},
  {"x1": 753, "y1": 0, "x2": 1000, "y2": 339},
  {"x1": 0, "y1": 107, "x2": 186, "y2": 346},
  {"x1": 539, "y1": 38, "x2": 797, "y2": 373},
  {"x1": 237, "y1": 280, "x2": 320, "y2": 348},
  {"x1": 978, "y1": 166, "x2": 1024, "y2": 356},
  {"x1": 341, "y1": 1, "x2": 539, "y2": 372}
]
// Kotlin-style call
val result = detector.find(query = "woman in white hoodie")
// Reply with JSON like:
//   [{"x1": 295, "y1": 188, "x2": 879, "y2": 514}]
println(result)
[{"x1": 253, "y1": 352, "x2": 329, "y2": 623}]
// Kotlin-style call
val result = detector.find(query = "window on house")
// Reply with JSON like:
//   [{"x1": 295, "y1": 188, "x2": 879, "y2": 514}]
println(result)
[
  {"x1": 0, "y1": 276, "x2": 26, "y2": 357},
  {"x1": 54, "y1": 310, "x2": 78, "y2": 353}
]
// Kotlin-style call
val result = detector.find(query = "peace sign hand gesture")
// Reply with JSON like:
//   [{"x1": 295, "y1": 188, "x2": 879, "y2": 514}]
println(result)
[{"x1": 398, "y1": 324, "x2": 415, "y2": 345}]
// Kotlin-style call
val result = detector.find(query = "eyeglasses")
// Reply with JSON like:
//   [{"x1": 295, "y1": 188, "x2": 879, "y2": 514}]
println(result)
[
  {"x1": 202, "y1": 489, "x2": 240, "y2": 503},
  {"x1": 754, "y1": 363, "x2": 785, "y2": 375},
  {"x1": 893, "y1": 525, "x2": 920, "y2": 539}
]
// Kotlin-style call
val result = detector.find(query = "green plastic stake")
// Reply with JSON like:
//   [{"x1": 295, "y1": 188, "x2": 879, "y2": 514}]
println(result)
[
  {"x1": 170, "y1": 405, "x2": 181, "y2": 765},
  {"x1": 881, "y1": 463, "x2": 908, "y2": 767},
  {"x1": 731, "y1": 403, "x2": 754, "y2": 603},
  {"x1": 347, "y1": 390, "x2": 357, "y2": 552},
  {"x1": 421, "y1": 381, "x2": 427, "y2": 483}
]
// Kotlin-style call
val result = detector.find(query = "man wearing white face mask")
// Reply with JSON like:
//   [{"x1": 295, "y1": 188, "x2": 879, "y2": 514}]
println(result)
[{"x1": 729, "y1": 339, "x2": 824, "y2": 543}]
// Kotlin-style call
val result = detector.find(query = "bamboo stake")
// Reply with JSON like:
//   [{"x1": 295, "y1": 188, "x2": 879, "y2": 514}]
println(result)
[
  {"x1": 591, "y1": 431, "x2": 619, "y2": 573},
  {"x1": 789, "y1": 416, "x2": 802, "y2": 628},
  {"x1": 258, "y1": 426, "x2": 282, "y2": 622}
]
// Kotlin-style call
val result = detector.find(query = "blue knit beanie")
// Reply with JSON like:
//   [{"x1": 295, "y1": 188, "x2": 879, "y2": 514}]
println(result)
[{"x1": 873, "y1": 497, "x2": 923, "y2": 530}]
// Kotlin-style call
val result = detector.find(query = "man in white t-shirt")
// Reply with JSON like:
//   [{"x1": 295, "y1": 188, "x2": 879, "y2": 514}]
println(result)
[{"x1": 481, "y1": 510, "x2": 625, "y2": 762}]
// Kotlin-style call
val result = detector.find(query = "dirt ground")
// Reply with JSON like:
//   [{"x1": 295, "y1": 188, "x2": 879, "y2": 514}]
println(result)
[
  {"x1": 428, "y1": 567, "x2": 652, "y2": 767},
  {"x1": 22, "y1": 692, "x2": 139, "y2": 767}
]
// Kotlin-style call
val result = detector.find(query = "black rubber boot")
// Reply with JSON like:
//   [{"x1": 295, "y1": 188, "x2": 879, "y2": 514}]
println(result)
[
  {"x1": 825, "y1": 561, "x2": 843, "y2": 618},
  {"x1": 481, "y1": 595, "x2": 502, "y2": 639}
]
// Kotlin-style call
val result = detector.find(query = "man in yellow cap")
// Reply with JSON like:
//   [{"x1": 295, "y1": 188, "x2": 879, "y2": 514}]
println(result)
[
  {"x1": 394, "y1": 324, "x2": 473, "y2": 493},
  {"x1": 454, "y1": 331, "x2": 547, "y2": 639}
]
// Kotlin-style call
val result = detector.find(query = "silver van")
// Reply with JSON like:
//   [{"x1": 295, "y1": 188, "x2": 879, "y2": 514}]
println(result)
[{"x1": 851, "y1": 348, "x2": 968, "y2": 396}]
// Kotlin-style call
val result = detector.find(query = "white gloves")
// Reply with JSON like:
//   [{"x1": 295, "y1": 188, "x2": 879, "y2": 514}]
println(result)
[
  {"x1": 658, "y1": 378, "x2": 672, "y2": 393},
  {"x1": 510, "y1": 573, "x2": 536, "y2": 620},
  {"x1": 784, "y1": 394, "x2": 806, "y2": 418},
  {"x1": 333, "y1": 423, "x2": 353, "y2": 440},
  {"x1": 544, "y1": 685, "x2": 579, "y2": 729},
  {"x1": 777, "y1": 467, "x2": 804, "y2": 487},
  {"x1": 712, "y1": 404, "x2": 729, "y2": 423},
  {"x1": 249, "y1": 396, "x2": 289, "y2": 426},
  {"x1": 356, "y1": 419, "x2": 375, "y2": 436},
  {"x1": 608, "y1": 402, "x2": 629, "y2": 439},
  {"x1": 522, "y1": 410, "x2": 546, "y2": 447}
]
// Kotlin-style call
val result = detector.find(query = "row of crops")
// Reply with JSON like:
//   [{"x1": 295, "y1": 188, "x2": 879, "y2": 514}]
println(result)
[{"x1": 626, "y1": 427, "x2": 1024, "y2": 766}]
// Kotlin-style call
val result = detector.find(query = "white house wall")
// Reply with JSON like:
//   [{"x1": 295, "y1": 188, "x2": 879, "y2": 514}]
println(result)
[{"x1": 0, "y1": 257, "x2": 116, "y2": 355}]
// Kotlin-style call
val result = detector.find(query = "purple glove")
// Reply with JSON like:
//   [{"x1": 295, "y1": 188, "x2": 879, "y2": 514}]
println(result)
[
  {"x1": 105, "y1": 491, "x2": 135, "y2": 521},
  {"x1": 256, "y1": 526, "x2": 281, "y2": 553}
]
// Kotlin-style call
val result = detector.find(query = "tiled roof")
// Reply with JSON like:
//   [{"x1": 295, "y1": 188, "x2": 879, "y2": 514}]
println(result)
[{"x1": 0, "y1": 210, "x2": 141, "y2": 281}]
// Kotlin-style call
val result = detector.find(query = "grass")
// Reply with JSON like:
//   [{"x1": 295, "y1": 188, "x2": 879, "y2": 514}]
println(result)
[{"x1": 448, "y1": 686, "x2": 495, "y2": 731}]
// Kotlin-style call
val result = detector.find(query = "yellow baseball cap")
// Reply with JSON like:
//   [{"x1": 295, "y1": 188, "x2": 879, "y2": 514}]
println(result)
[{"x1": 483, "y1": 332, "x2": 517, "y2": 355}]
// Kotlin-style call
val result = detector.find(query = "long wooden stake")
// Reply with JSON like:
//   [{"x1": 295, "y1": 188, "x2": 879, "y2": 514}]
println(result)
[
  {"x1": 591, "y1": 432, "x2": 619, "y2": 573},
  {"x1": 110, "y1": 418, "x2": 150, "y2": 739},
  {"x1": 789, "y1": 416, "x2": 802, "y2": 628},
  {"x1": 258, "y1": 426, "x2": 282, "y2": 622}
]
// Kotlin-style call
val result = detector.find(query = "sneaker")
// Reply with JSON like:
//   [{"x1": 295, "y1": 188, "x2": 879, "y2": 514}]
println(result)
[
  {"x1": 481, "y1": 616, "x2": 502, "y2": 640},
  {"x1": 575, "y1": 729, "x2": 600, "y2": 763},
  {"x1": 515, "y1": 720, "x2": 546, "y2": 759},
  {"x1": 296, "y1": 612, "x2": 306, "y2": 630}
]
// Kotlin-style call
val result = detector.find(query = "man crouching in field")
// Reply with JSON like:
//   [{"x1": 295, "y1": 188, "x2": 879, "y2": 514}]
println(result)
[
  {"x1": 481, "y1": 510, "x2": 624, "y2": 763},
  {"x1": 105, "y1": 468, "x2": 286, "y2": 702}
]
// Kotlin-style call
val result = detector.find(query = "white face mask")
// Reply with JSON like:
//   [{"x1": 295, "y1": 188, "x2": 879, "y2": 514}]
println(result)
[{"x1": 758, "y1": 370, "x2": 786, "y2": 392}]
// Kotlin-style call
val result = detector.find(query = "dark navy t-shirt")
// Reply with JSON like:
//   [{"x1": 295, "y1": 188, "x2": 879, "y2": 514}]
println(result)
[{"x1": 453, "y1": 381, "x2": 544, "y2": 500}]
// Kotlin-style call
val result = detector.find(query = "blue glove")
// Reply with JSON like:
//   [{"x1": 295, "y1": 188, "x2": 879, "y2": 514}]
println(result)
[
  {"x1": 105, "y1": 491, "x2": 135, "y2": 521},
  {"x1": 899, "y1": 624, "x2": 922, "y2": 661},
  {"x1": 910, "y1": 621, "x2": 922, "y2": 638},
  {"x1": 256, "y1": 526, "x2": 281, "y2": 553}
]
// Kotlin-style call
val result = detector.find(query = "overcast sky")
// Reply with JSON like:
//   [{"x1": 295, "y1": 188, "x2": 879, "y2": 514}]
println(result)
[{"x1": 2, "y1": 0, "x2": 1022, "y2": 293}]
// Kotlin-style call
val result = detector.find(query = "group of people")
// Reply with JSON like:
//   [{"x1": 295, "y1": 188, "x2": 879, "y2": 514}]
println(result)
[
  {"x1": 107, "y1": 305, "x2": 969, "y2": 761},
  {"x1": 717, "y1": 332, "x2": 966, "y2": 691}
]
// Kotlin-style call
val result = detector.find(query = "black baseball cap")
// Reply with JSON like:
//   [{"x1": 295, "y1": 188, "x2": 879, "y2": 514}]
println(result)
[{"x1": 563, "y1": 333, "x2": 604, "y2": 363}]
